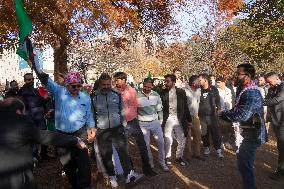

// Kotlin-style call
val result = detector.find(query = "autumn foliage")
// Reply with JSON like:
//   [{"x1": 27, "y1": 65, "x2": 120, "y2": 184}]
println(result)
[{"x1": 1, "y1": 0, "x2": 283, "y2": 81}]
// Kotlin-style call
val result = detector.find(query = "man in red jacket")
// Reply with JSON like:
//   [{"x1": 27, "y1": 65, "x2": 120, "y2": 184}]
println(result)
[{"x1": 114, "y1": 72, "x2": 156, "y2": 176}]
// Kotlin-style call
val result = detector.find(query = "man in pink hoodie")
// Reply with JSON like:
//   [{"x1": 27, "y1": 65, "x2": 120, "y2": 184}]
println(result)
[{"x1": 114, "y1": 72, "x2": 157, "y2": 176}]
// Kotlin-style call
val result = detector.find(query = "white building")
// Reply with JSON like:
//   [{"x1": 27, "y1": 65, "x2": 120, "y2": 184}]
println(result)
[{"x1": 0, "y1": 46, "x2": 54, "y2": 87}]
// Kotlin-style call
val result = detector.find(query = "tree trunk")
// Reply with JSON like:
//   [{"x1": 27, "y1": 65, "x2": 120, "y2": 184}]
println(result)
[{"x1": 53, "y1": 39, "x2": 69, "y2": 81}]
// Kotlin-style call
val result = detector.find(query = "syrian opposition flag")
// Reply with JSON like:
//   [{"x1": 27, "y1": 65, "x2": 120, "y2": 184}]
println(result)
[{"x1": 14, "y1": 0, "x2": 41, "y2": 72}]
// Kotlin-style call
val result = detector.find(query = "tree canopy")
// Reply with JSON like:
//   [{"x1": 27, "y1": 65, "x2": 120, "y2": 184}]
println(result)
[
  {"x1": 0, "y1": 0, "x2": 182, "y2": 77},
  {"x1": 1, "y1": 0, "x2": 283, "y2": 81}
]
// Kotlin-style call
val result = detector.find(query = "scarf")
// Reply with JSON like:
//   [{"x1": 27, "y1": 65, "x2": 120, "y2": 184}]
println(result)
[{"x1": 234, "y1": 80, "x2": 259, "y2": 111}]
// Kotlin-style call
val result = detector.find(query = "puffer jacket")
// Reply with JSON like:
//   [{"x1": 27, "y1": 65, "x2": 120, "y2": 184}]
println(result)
[{"x1": 92, "y1": 89, "x2": 127, "y2": 129}]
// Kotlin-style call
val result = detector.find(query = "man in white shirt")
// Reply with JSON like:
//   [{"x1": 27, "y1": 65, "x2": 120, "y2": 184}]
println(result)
[
  {"x1": 160, "y1": 74, "x2": 192, "y2": 166},
  {"x1": 183, "y1": 75, "x2": 203, "y2": 160},
  {"x1": 257, "y1": 75, "x2": 269, "y2": 131},
  {"x1": 173, "y1": 68, "x2": 185, "y2": 88},
  {"x1": 216, "y1": 77, "x2": 234, "y2": 150},
  {"x1": 137, "y1": 78, "x2": 169, "y2": 172}
]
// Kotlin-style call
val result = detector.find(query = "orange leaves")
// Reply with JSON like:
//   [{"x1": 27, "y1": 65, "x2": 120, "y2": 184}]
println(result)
[
  {"x1": 218, "y1": 0, "x2": 244, "y2": 10},
  {"x1": 1, "y1": 0, "x2": 182, "y2": 46},
  {"x1": 217, "y1": 0, "x2": 244, "y2": 16},
  {"x1": 210, "y1": 44, "x2": 235, "y2": 79}
]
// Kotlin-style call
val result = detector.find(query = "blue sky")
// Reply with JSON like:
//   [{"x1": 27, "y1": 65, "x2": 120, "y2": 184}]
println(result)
[{"x1": 173, "y1": 0, "x2": 252, "y2": 41}]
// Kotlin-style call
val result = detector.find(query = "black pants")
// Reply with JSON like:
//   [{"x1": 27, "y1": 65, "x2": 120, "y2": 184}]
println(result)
[
  {"x1": 32, "y1": 118, "x2": 48, "y2": 158},
  {"x1": 126, "y1": 119, "x2": 152, "y2": 173},
  {"x1": 272, "y1": 125, "x2": 284, "y2": 171},
  {"x1": 0, "y1": 170, "x2": 36, "y2": 189},
  {"x1": 27, "y1": 108, "x2": 48, "y2": 159},
  {"x1": 57, "y1": 127, "x2": 91, "y2": 189},
  {"x1": 96, "y1": 126, "x2": 132, "y2": 176},
  {"x1": 200, "y1": 115, "x2": 222, "y2": 150}
]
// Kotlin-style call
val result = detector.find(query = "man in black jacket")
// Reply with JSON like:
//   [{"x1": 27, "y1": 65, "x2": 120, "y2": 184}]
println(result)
[
  {"x1": 265, "y1": 72, "x2": 284, "y2": 180},
  {"x1": 198, "y1": 74, "x2": 223, "y2": 158},
  {"x1": 4, "y1": 80, "x2": 20, "y2": 99},
  {"x1": 18, "y1": 73, "x2": 48, "y2": 160},
  {"x1": 0, "y1": 98, "x2": 86, "y2": 189},
  {"x1": 160, "y1": 74, "x2": 191, "y2": 166}
]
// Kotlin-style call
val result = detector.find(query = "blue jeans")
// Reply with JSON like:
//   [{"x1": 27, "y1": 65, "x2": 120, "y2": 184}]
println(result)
[{"x1": 237, "y1": 129, "x2": 260, "y2": 189}]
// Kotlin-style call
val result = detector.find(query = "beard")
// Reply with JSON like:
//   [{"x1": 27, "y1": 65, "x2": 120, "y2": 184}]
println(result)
[
  {"x1": 233, "y1": 78, "x2": 245, "y2": 87},
  {"x1": 165, "y1": 85, "x2": 173, "y2": 90},
  {"x1": 101, "y1": 88, "x2": 111, "y2": 94},
  {"x1": 26, "y1": 82, "x2": 34, "y2": 87}
]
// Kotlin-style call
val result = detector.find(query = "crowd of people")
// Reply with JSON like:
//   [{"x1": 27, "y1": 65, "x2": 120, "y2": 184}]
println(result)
[{"x1": 0, "y1": 63, "x2": 283, "y2": 189}]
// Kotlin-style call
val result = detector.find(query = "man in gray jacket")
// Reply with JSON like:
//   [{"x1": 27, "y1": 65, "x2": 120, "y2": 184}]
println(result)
[
  {"x1": 92, "y1": 73, "x2": 143, "y2": 187},
  {"x1": 265, "y1": 72, "x2": 284, "y2": 180}
]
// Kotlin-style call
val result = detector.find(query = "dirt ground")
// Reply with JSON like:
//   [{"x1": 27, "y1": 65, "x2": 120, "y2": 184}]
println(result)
[{"x1": 35, "y1": 128, "x2": 284, "y2": 189}]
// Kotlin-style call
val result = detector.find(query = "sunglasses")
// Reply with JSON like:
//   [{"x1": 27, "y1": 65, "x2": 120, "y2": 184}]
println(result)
[
  {"x1": 25, "y1": 78, "x2": 34, "y2": 81},
  {"x1": 70, "y1": 84, "x2": 81, "y2": 89}
]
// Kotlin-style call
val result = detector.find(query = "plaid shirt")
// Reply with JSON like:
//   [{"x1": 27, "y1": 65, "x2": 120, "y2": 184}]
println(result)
[{"x1": 222, "y1": 87, "x2": 268, "y2": 144}]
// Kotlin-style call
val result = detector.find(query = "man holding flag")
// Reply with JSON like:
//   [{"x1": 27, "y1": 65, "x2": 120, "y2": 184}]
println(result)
[{"x1": 14, "y1": 1, "x2": 96, "y2": 188}]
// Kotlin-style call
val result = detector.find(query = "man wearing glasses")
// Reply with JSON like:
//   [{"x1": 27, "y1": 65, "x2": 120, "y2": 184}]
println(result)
[
  {"x1": 19, "y1": 73, "x2": 48, "y2": 161},
  {"x1": 219, "y1": 64, "x2": 268, "y2": 189},
  {"x1": 31, "y1": 68, "x2": 96, "y2": 189}
]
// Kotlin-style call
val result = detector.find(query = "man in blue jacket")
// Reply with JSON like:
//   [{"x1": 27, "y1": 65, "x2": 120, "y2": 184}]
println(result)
[{"x1": 220, "y1": 64, "x2": 268, "y2": 189}]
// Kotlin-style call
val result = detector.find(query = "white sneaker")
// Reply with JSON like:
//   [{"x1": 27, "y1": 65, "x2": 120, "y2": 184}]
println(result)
[
  {"x1": 109, "y1": 176, "x2": 118, "y2": 188},
  {"x1": 221, "y1": 143, "x2": 225, "y2": 150},
  {"x1": 126, "y1": 170, "x2": 144, "y2": 184},
  {"x1": 225, "y1": 142, "x2": 233, "y2": 150},
  {"x1": 161, "y1": 164, "x2": 170, "y2": 172},
  {"x1": 216, "y1": 149, "x2": 224, "y2": 159},
  {"x1": 33, "y1": 157, "x2": 38, "y2": 168},
  {"x1": 204, "y1": 147, "x2": 210, "y2": 156}
]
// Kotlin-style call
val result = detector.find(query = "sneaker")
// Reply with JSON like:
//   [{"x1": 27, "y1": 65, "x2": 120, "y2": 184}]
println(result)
[
  {"x1": 144, "y1": 169, "x2": 157, "y2": 177},
  {"x1": 33, "y1": 157, "x2": 38, "y2": 168},
  {"x1": 165, "y1": 158, "x2": 172, "y2": 166},
  {"x1": 269, "y1": 170, "x2": 284, "y2": 180},
  {"x1": 126, "y1": 170, "x2": 144, "y2": 184},
  {"x1": 175, "y1": 158, "x2": 188, "y2": 166},
  {"x1": 224, "y1": 142, "x2": 233, "y2": 150},
  {"x1": 160, "y1": 164, "x2": 170, "y2": 172},
  {"x1": 216, "y1": 149, "x2": 224, "y2": 159},
  {"x1": 109, "y1": 176, "x2": 118, "y2": 188},
  {"x1": 221, "y1": 143, "x2": 225, "y2": 150},
  {"x1": 204, "y1": 147, "x2": 210, "y2": 156},
  {"x1": 56, "y1": 170, "x2": 65, "y2": 176}
]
